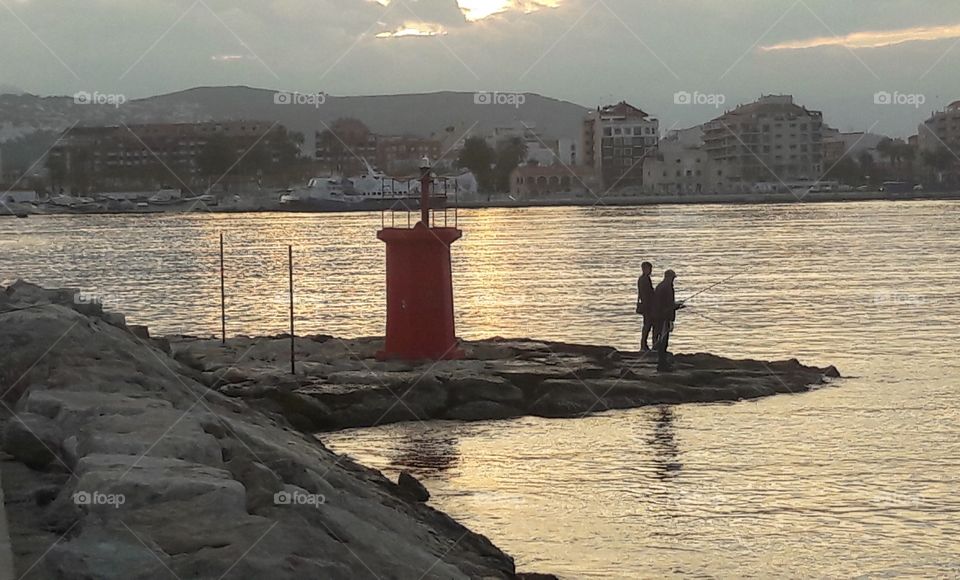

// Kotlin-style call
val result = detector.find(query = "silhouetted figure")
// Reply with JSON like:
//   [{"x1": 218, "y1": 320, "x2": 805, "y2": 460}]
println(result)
[
  {"x1": 652, "y1": 269, "x2": 685, "y2": 372},
  {"x1": 636, "y1": 261, "x2": 657, "y2": 351}
]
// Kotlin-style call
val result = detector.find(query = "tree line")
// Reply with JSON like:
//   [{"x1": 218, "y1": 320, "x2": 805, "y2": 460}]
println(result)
[
  {"x1": 455, "y1": 136, "x2": 528, "y2": 193},
  {"x1": 826, "y1": 138, "x2": 958, "y2": 187}
]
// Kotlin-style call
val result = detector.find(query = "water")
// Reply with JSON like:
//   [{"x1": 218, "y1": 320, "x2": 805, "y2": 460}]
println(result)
[{"x1": 3, "y1": 202, "x2": 959, "y2": 578}]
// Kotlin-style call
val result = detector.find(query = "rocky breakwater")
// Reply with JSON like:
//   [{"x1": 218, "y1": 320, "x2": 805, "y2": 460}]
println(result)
[
  {"x1": 173, "y1": 329, "x2": 840, "y2": 434},
  {"x1": 0, "y1": 281, "x2": 539, "y2": 579}
]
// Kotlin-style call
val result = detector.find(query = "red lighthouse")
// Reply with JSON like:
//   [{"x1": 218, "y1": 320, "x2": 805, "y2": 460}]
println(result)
[{"x1": 377, "y1": 158, "x2": 464, "y2": 360}]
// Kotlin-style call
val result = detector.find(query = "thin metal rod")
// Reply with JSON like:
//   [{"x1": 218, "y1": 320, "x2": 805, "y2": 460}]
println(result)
[
  {"x1": 288, "y1": 245, "x2": 295, "y2": 375},
  {"x1": 681, "y1": 271, "x2": 742, "y2": 304},
  {"x1": 219, "y1": 232, "x2": 226, "y2": 344}
]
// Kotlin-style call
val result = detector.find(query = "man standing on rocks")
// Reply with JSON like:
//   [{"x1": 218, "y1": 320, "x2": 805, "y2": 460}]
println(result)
[
  {"x1": 652, "y1": 269, "x2": 685, "y2": 372},
  {"x1": 637, "y1": 261, "x2": 657, "y2": 352}
]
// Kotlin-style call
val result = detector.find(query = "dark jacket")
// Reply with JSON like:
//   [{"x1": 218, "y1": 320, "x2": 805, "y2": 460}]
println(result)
[
  {"x1": 652, "y1": 279, "x2": 677, "y2": 322},
  {"x1": 637, "y1": 274, "x2": 654, "y2": 315}
]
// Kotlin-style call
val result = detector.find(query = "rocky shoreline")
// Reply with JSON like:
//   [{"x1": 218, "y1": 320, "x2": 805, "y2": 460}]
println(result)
[
  {"x1": 0, "y1": 281, "x2": 556, "y2": 579},
  {"x1": 0, "y1": 281, "x2": 839, "y2": 579},
  {"x1": 172, "y1": 335, "x2": 839, "y2": 433}
]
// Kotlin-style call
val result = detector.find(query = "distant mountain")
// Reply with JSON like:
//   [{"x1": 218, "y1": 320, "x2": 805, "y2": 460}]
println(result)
[{"x1": 0, "y1": 86, "x2": 589, "y2": 145}]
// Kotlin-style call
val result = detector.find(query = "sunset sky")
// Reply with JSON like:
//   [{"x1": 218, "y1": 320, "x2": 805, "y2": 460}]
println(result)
[{"x1": 2, "y1": 0, "x2": 960, "y2": 136}]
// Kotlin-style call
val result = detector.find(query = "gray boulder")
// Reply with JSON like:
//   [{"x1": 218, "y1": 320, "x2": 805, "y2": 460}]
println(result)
[
  {"x1": 443, "y1": 374, "x2": 525, "y2": 405},
  {"x1": 2, "y1": 412, "x2": 64, "y2": 469},
  {"x1": 397, "y1": 471, "x2": 430, "y2": 502}
]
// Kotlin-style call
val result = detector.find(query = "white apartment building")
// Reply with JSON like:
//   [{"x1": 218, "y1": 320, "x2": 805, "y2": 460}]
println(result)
[
  {"x1": 702, "y1": 95, "x2": 824, "y2": 186},
  {"x1": 582, "y1": 101, "x2": 659, "y2": 189}
]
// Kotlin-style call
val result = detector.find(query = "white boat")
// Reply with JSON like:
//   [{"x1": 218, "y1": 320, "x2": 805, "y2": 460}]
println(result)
[{"x1": 284, "y1": 160, "x2": 417, "y2": 206}]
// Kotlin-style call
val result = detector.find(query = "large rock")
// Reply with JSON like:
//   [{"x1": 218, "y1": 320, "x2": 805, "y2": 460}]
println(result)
[
  {"x1": 397, "y1": 471, "x2": 430, "y2": 502},
  {"x1": 444, "y1": 401, "x2": 523, "y2": 421},
  {"x1": 224, "y1": 449, "x2": 284, "y2": 512},
  {"x1": 442, "y1": 374, "x2": 526, "y2": 405},
  {"x1": 45, "y1": 526, "x2": 174, "y2": 580},
  {"x1": 2, "y1": 412, "x2": 64, "y2": 469}
]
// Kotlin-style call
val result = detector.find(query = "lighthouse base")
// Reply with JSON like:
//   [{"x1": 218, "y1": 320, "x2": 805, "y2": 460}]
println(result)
[{"x1": 376, "y1": 224, "x2": 464, "y2": 361}]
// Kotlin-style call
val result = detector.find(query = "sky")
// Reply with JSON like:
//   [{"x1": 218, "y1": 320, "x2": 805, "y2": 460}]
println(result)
[{"x1": 2, "y1": 0, "x2": 960, "y2": 137}]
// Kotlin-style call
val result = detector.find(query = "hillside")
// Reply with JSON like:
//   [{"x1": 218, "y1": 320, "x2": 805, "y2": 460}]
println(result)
[{"x1": 0, "y1": 86, "x2": 588, "y2": 150}]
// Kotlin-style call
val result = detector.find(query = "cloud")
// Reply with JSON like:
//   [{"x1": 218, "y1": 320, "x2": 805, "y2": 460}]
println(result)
[
  {"x1": 375, "y1": 22, "x2": 448, "y2": 38},
  {"x1": 457, "y1": 0, "x2": 562, "y2": 22},
  {"x1": 762, "y1": 22, "x2": 960, "y2": 51},
  {"x1": 371, "y1": 0, "x2": 562, "y2": 23}
]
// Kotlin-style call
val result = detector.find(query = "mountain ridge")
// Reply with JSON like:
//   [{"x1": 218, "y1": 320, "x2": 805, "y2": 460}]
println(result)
[{"x1": 0, "y1": 86, "x2": 591, "y2": 145}]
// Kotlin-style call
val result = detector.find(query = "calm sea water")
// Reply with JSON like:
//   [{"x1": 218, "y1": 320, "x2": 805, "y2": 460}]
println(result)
[{"x1": 3, "y1": 202, "x2": 959, "y2": 578}]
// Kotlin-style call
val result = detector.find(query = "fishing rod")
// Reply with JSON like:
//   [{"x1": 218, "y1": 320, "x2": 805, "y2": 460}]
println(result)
[
  {"x1": 683, "y1": 308, "x2": 727, "y2": 328},
  {"x1": 679, "y1": 271, "x2": 743, "y2": 306}
]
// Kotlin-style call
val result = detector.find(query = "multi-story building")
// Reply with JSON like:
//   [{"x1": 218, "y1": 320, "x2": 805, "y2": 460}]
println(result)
[
  {"x1": 315, "y1": 118, "x2": 378, "y2": 174},
  {"x1": 918, "y1": 100, "x2": 960, "y2": 153},
  {"x1": 642, "y1": 139, "x2": 718, "y2": 195},
  {"x1": 557, "y1": 138, "x2": 578, "y2": 166},
  {"x1": 822, "y1": 129, "x2": 886, "y2": 166},
  {"x1": 375, "y1": 135, "x2": 442, "y2": 174},
  {"x1": 48, "y1": 121, "x2": 297, "y2": 191},
  {"x1": 702, "y1": 95, "x2": 824, "y2": 186},
  {"x1": 582, "y1": 101, "x2": 659, "y2": 189}
]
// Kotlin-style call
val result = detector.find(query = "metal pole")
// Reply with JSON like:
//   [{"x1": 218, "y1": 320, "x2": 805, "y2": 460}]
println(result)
[
  {"x1": 219, "y1": 232, "x2": 226, "y2": 344},
  {"x1": 420, "y1": 168, "x2": 431, "y2": 226},
  {"x1": 288, "y1": 245, "x2": 295, "y2": 375}
]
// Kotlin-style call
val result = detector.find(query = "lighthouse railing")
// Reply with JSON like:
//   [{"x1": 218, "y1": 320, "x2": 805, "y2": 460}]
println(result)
[{"x1": 380, "y1": 176, "x2": 459, "y2": 230}]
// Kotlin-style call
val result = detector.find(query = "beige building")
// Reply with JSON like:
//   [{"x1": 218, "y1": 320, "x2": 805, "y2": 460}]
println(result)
[
  {"x1": 509, "y1": 164, "x2": 598, "y2": 199},
  {"x1": 822, "y1": 128, "x2": 887, "y2": 165},
  {"x1": 918, "y1": 100, "x2": 960, "y2": 153},
  {"x1": 582, "y1": 101, "x2": 659, "y2": 190},
  {"x1": 703, "y1": 95, "x2": 824, "y2": 186},
  {"x1": 642, "y1": 140, "x2": 718, "y2": 195}
]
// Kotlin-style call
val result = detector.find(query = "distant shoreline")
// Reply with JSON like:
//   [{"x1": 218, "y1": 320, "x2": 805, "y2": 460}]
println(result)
[
  {"x1": 459, "y1": 189, "x2": 960, "y2": 209},
  {"x1": 3, "y1": 189, "x2": 960, "y2": 217}
]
